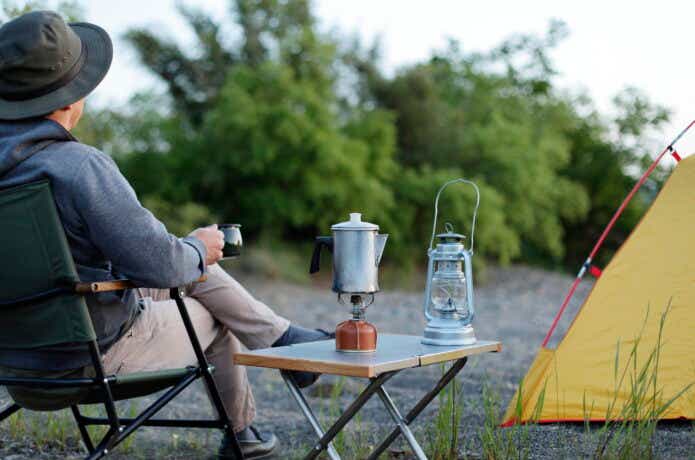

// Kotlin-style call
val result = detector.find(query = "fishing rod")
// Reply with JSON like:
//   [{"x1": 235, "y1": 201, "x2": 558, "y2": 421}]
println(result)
[{"x1": 541, "y1": 119, "x2": 695, "y2": 348}]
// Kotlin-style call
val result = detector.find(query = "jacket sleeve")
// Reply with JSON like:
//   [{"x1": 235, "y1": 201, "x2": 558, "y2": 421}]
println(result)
[{"x1": 71, "y1": 149, "x2": 207, "y2": 288}]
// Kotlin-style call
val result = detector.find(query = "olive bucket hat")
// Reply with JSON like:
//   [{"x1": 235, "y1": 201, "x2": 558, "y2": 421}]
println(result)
[{"x1": 0, "y1": 10, "x2": 112, "y2": 120}]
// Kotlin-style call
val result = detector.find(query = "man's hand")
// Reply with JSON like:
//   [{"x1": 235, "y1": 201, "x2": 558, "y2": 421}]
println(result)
[{"x1": 189, "y1": 224, "x2": 224, "y2": 265}]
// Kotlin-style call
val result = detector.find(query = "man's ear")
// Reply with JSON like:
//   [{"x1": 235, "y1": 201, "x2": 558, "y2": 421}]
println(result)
[
  {"x1": 52, "y1": 105, "x2": 72, "y2": 114},
  {"x1": 46, "y1": 103, "x2": 76, "y2": 130}
]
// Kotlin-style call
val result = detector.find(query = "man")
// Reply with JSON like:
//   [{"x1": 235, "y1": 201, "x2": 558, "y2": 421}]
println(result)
[{"x1": 0, "y1": 11, "x2": 330, "y2": 459}]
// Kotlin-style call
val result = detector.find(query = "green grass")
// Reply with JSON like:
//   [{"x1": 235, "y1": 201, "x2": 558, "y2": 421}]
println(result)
[
  {"x1": 1, "y1": 400, "x2": 144, "y2": 457},
  {"x1": 478, "y1": 376, "x2": 546, "y2": 460},
  {"x1": 588, "y1": 301, "x2": 693, "y2": 460},
  {"x1": 312, "y1": 376, "x2": 379, "y2": 459},
  {"x1": 327, "y1": 376, "x2": 346, "y2": 454},
  {"x1": 483, "y1": 299, "x2": 693, "y2": 460},
  {"x1": 4, "y1": 407, "x2": 81, "y2": 453},
  {"x1": 427, "y1": 364, "x2": 464, "y2": 459}
]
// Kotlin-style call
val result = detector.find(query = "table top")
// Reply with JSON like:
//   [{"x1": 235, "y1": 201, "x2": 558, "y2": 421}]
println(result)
[{"x1": 234, "y1": 334, "x2": 502, "y2": 378}]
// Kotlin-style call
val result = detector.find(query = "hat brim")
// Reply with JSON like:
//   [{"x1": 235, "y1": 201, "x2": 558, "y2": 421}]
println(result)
[{"x1": 0, "y1": 22, "x2": 113, "y2": 120}]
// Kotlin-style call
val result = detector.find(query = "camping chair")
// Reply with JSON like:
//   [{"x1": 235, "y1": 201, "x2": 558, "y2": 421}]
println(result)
[{"x1": 0, "y1": 180, "x2": 244, "y2": 460}]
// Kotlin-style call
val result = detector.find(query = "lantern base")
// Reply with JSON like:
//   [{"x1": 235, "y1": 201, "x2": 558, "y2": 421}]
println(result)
[{"x1": 421, "y1": 323, "x2": 476, "y2": 346}]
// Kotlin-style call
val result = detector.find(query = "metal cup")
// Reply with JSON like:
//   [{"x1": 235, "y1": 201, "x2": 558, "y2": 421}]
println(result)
[{"x1": 219, "y1": 224, "x2": 242, "y2": 258}]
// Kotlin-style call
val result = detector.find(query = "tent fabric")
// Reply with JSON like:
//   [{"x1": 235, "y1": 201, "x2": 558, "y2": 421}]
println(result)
[{"x1": 503, "y1": 155, "x2": 695, "y2": 425}]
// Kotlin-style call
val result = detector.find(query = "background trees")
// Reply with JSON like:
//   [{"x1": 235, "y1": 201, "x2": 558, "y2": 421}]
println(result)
[{"x1": 3, "y1": 0, "x2": 672, "y2": 272}]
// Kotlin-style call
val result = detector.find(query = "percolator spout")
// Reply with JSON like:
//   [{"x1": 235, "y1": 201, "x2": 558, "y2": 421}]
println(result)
[{"x1": 375, "y1": 234, "x2": 388, "y2": 266}]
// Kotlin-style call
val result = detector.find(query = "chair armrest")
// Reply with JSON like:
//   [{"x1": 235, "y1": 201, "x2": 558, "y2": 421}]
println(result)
[
  {"x1": 75, "y1": 275, "x2": 208, "y2": 294},
  {"x1": 75, "y1": 279, "x2": 134, "y2": 294}
]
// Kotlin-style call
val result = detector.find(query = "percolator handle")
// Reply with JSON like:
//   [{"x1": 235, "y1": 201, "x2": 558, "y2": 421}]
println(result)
[
  {"x1": 309, "y1": 236, "x2": 333, "y2": 274},
  {"x1": 428, "y1": 178, "x2": 480, "y2": 253}
]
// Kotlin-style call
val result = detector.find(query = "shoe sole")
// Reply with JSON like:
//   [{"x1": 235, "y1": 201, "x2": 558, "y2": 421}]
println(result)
[
  {"x1": 242, "y1": 450, "x2": 276, "y2": 459},
  {"x1": 239, "y1": 434, "x2": 279, "y2": 460},
  {"x1": 215, "y1": 450, "x2": 275, "y2": 460}
]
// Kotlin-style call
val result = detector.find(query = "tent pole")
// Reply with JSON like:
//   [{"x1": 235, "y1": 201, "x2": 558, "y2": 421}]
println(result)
[{"x1": 541, "y1": 119, "x2": 695, "y2": 348}]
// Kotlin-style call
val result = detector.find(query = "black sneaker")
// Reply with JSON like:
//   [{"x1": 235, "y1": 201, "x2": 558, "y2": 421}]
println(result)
[{"x1": 217, "y1": 426, "x2": 277, "y2": 459}]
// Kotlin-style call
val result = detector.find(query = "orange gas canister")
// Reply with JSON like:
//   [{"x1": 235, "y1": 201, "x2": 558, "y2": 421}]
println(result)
[{"x1": 335, "y1": 319, "x2": 377, "y2": 352}]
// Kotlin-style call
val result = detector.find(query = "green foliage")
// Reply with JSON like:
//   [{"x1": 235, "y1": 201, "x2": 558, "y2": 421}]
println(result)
[
  {"x1": 389, "y1": 167, "x2": 519, "y2": 265},
  {"x1": 613, "y1": 87, "x2": 671, "y2": 140},
  {"x1": 176, "y1": 62, "x2": 397, "y2": 239},
  {"x1": 17, "y1": 0, "x2": 660, "y2": 274},
  {"x1": 352, "y1": 27, "x2": 580, "y2": 264},
  {"x1": 559, "y1": 87, "x2": 670, "y2": 268},
  {"x1": 124, "y1": 5, "x2": 236, "y2": 127},
  {"x1": 0, "y1": 0, "x2": 83, "y2": 22},
  {"x1": 141, "y1": 196, "x2": 216, "y2": 237}
]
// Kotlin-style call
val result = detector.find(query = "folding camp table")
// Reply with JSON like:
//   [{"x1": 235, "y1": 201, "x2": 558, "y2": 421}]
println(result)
[{"x1": 234, "y1": 334, "x2": 501, "y2": 460}]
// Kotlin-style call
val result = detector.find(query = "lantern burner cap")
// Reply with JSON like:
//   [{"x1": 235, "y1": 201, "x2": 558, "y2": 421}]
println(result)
[
  {"x1": 435, "y1": 222, "x2": 466, "y2": 243},
  {"x1": 436, "y1": 231, "x2": 465, "y2": 242},
  {"x1": 437, "y1": 222, "x2": 466, "y2": 243}
]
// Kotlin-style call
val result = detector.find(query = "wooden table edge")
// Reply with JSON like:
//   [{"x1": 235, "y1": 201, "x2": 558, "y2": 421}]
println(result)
[
  {"x1": 418, "y1": 341, "x2": 502, "y2": 366},
  {"x1": 233, "y1": 353, "x2": 419, "y2": 378},
  {"x1": 234, "y1": 337, "x2": 502, "y2": 377}
]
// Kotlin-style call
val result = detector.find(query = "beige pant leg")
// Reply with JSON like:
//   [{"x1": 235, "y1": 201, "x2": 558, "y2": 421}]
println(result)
[
  {"x1": 102, "y1": 295, "x2": 255, "y2": 431},
  {"x1": 185, "y1": 263, "x2": 291, "y2": 350}
]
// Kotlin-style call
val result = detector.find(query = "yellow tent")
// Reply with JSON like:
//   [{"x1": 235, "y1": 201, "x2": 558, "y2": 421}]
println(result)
[{"x1": 502, "y1": 155, "x2": 695, "y2": 425}]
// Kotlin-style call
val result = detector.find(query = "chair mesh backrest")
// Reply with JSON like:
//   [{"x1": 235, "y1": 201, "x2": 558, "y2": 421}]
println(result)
[{"x1": 0, "y1": 180, "x2": 96, "y2": 348}]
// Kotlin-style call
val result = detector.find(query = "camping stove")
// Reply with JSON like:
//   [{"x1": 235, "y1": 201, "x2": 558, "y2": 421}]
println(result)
[
  {"x1": 309, "y1": 213, "x2": 387, "y2": 352},
  {"x1": 334, "y1": 294, "x2": 378, "y2": 352}
]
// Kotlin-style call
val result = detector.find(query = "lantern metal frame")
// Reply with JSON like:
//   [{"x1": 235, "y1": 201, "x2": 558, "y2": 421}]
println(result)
[{"x1": 422, "y1": 179, "x2": 480, "y2": 346}]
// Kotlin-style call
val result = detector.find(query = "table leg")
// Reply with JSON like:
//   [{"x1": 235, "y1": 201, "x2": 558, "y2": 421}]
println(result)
[
  {"x1": 281, "y1": 371, "x2": 341, "y2": 460},
  {"x1": 366, "y1": 357, "x2": 468, "y2": 460},
  {"x1": 376, "y1": 387, "x2": 427, "y2": 460},
  {"x1": 303, "y1": 371, "x2": 398, "y2": 460}
]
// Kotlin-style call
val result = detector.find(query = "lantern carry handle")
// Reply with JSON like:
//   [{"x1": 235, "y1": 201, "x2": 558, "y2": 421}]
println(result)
[{"x1": 429, "y1": 178, "x2": 480, "y2": 253}]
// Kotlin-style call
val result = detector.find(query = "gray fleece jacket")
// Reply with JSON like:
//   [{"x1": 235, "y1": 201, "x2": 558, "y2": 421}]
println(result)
[{"x1": 0, "y1": 118, "x2": 207, "y2": 370}]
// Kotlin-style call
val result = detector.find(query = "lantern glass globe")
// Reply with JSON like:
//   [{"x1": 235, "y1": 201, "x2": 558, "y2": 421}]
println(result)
[{"x1": 430, "y1": 268, "x2": 468, "y2": 320}]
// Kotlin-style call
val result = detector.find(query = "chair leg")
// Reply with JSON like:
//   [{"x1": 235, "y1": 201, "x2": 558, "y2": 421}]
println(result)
[
  {"x1": 88, "y1": 341, "x2": 120, "y2": 436},
  {"x1": 170, "y1": 287, "x2": 245, "y2": 460},
  {"x1": 85, "y1": 427, "x2": 117, "y2": 460},
  {"x1": 71, "y1": 405, "x2": 95, "y2": 453},
  {"x1": 202, "y1": 368, "x2": 244, "y2": 459},
  {"x1": 0, "y1": 403, "x2": 20, "y2": 423}
]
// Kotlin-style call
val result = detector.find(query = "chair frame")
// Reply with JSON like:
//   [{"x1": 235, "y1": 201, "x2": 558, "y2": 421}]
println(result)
[{"x1": 0, "y1": 279, "x2": 244, "y2": 460}]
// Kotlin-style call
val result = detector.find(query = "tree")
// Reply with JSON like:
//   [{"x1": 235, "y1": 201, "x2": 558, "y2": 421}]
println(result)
[
  {"x1": 349, "y1": 25, "x2": 590, "y2": 264},
  {"x1": 559, "y1": 89, "x2": 671, "y2": 267},
  {"x1": 95, "y1": 1, "x2": 673, "y2": 269}
]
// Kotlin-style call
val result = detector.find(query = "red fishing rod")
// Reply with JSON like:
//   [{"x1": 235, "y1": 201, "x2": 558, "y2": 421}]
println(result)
[{"x1": 541, "y1": 119, "x2": 695, "y2": 348}]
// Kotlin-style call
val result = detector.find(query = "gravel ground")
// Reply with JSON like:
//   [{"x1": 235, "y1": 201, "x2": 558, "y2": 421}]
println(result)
[{"x1": 0, "y1": 265, "x2": 692, "y2": 459}]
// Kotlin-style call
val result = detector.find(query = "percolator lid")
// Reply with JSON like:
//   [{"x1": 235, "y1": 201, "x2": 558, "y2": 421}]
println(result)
[{"x1": 331, "y1": 212, "x2": 379, "y2": 231}]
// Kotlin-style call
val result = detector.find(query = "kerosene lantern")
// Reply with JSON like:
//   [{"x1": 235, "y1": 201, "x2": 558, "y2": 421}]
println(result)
[{"x1": 422, "y1": 179, "x2": 480, "y2": 346}]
